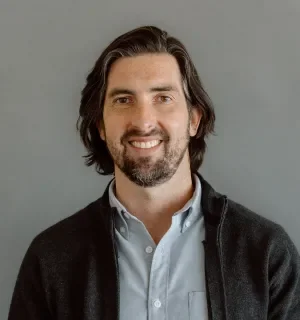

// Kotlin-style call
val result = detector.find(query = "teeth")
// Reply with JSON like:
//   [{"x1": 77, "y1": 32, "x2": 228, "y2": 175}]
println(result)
[{"x1": 131, "y1": 140, "x2": 161, "y2": 149}]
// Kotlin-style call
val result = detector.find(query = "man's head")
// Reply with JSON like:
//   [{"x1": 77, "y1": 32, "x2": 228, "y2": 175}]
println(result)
[{"x1": 77, "y1": 26, "x2": 215, "y2": 186}]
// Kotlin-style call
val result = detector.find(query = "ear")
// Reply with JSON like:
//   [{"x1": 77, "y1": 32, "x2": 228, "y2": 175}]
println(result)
[
  {"x1": 189, "y1": 107, "x2": 202, "y2": 137},
  {"x1": 98, "y1": 119, "x2": 106, "y2": 141},
  {"x1": 100, "y1": 129, "x2": 105, "y2": 141}
]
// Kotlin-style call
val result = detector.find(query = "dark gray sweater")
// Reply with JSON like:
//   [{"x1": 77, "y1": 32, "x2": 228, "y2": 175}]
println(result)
[{"x1": 8, "y1": 173, "x2": 300, "y2": 319}]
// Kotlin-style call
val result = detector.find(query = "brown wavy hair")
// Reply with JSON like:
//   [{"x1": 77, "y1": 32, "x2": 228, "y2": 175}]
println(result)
[{"x1": 76, "y1": 26, "x2": 216, "y2": 175}]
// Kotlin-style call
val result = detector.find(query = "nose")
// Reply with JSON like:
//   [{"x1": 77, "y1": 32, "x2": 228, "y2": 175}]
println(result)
[{"x1": 129, "y1": 102, "x2": 157, "y2": 132}]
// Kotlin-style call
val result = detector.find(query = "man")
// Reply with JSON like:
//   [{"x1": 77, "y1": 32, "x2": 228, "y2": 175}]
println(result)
[{"x1": 8, "y1": 26, "x2": 300, "y2": 320}]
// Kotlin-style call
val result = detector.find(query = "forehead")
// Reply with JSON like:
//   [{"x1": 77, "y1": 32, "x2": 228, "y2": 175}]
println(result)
[{"x1": 106, "y1": 53, "x2": 183, "y2": 91}]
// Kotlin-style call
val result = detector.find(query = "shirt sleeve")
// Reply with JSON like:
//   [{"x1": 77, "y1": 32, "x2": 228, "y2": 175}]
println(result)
[
  {"x1": 268, "y1": 226, "x2": 300, "y2": 319},
  {"x1": 7, "y1": 241, "x2": 52, "y2": 320}
]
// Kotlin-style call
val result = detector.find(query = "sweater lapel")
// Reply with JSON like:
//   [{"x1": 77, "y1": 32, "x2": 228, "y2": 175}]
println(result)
[{"x1": 197, "y1": 172, "x2": 228, "y2": 320}]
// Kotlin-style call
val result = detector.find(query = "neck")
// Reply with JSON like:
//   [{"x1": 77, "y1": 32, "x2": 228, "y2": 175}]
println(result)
[{"x1": 113, "y1": 154, "x2": 195, "y2": 242}]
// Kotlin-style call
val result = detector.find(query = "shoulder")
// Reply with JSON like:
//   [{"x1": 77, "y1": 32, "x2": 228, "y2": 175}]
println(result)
[
  {"x1": 225, "y1": 197, "x2": 298, "y2": 257},
  {"x1": 26, "y1": 197, "x2": 109, "y2": 262},
  {"x1": 198, "y1": 172, "x2": 288, "y2": 240},
  {"x1": 226, "y1": 197, "x2": 282, "y2": 234}
]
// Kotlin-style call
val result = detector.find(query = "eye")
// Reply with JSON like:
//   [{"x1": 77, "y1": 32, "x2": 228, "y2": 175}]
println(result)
[
  {"x1": 114, "y1": 97, "x2": 132, "y2": 104},
  {"x1": 157, "y1": 95, "x2": 172, "y2": 103}
]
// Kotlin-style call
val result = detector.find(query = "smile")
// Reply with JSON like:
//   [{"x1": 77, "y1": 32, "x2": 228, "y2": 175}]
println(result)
[{"x1": 129, "y1": 140, "x2": 162, "y2": 149}]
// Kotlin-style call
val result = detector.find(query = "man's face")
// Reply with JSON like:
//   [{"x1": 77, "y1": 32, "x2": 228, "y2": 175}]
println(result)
[{"x1": 99, "y1": 53, "x2": 201, "y2": 187}]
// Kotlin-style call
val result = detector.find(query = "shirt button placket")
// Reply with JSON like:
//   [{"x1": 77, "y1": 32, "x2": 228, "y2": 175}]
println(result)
[{"x1": 148, "y1": 244, "x2": 166, "y2": 320}]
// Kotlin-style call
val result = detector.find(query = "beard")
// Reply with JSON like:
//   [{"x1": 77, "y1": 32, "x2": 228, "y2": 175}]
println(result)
[{"x1": 105, "y1": 126, "x2": 190, "y2": 187}]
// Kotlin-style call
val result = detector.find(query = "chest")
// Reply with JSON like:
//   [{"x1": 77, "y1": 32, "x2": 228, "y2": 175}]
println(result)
[{"x1": 115, "y1": 216, "x2": 208, "y2": 320}]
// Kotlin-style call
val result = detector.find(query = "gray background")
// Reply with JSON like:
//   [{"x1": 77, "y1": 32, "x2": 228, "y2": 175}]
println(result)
[{"x1": 1, "y1": 0, "x2": 300, "y2": 317}]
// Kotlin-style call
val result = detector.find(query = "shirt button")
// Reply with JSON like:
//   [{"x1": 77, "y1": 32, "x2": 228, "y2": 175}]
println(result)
[
  {"x1": 145, "y1": 246, "x2": 153, "y2": 254},
  {"x1": 120, "y1": 227, "x2": 126, "y2": 233},
  {"x1": 123, "y1": 212, "x2": 130, "y2": 219},
  {"x1": 185, "y1": 220, "x2": 191, "y2": 228},
  {"x1": 153, "y1": 299, "x2": 162, "y2": 308}
]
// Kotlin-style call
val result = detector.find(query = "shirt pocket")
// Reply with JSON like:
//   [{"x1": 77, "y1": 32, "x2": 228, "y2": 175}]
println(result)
[{"x1": 188, "y1": 291, "x2": 208, "y2": 320}]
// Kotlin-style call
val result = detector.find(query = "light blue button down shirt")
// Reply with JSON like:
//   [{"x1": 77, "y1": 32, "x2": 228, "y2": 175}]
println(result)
[{"x1": 108, "y1": 173, "x2": 208, "y2": 320}]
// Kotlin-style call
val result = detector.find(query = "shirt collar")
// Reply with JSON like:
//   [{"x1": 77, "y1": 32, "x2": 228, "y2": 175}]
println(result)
[
  {"x1": 171, "y1": 173, "x2": 202, "y2": 233},
  {"x1": 108, "y1": 173, "x2": 202, "y2": 238}
]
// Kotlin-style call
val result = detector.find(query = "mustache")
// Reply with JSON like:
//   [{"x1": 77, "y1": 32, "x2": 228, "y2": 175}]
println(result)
[{"x1": 121, "y1": 128, "x2": 169, "y2": 143}]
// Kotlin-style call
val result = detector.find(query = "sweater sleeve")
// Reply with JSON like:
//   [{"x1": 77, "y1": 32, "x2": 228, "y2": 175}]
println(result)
[
  {"x1": 268, "y1": 226, "x2": 300, "y2": 319},
  {"x1": 7, "y1": 241, "x2": 52, "y2": 320}
]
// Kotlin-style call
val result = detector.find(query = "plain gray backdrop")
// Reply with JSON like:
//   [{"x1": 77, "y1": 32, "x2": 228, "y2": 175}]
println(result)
[{"x1": 1, "y1": 0, "x2": 300, "y2": 317}]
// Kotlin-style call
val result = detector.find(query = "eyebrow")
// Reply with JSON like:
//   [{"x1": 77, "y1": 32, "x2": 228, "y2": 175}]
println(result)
[{"x1": 107, "y1": 85, "x2": 179, "y2": 99}]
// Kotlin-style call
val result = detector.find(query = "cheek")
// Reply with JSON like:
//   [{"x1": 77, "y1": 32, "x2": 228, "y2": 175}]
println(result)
[
  {"x1": 103, "y1": 116, "x2": 126, "y2": 143},
  {"x1": 166, "y1": 111, "x2": 189, "y2": 136}
]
